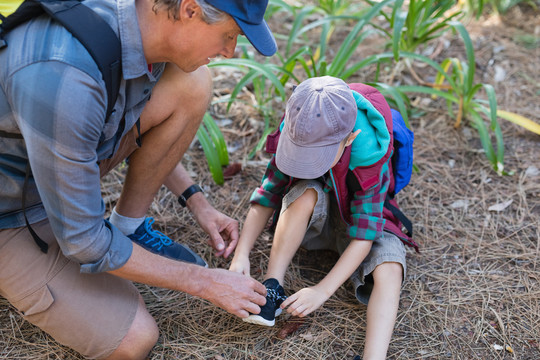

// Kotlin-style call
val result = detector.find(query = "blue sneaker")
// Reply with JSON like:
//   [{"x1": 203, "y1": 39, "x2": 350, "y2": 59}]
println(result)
[
  {"x1": 128, "y1": 218, "x2": 207, "y2": 267},
  {"x1": 243, "y1": 278, "x2": 287, "y2": 326}
]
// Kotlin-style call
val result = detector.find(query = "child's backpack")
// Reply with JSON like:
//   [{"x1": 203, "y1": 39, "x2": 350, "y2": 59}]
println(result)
[
  {"x1": 390, "y1": 109, "x2": 414, "y2": 196},
  {"x1": 266, "y1": 84, "x2": 416, "y2": 244},
  {"x1": 0, "y1": 0, "x2": 122, "y2": 253},
  {"x1": 384, "y1": 108, "x2": 414, "y2": 239}
]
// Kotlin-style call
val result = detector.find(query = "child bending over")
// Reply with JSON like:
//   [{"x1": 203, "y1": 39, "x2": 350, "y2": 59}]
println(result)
[{"x1": 230, "y1": 76, "x2": 417, "y2": 359}]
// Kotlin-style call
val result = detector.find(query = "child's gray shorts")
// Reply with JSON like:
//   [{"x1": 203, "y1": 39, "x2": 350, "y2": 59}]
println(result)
[{"x1": 280, "y1": 179, "x2": 407, "y2": 305}]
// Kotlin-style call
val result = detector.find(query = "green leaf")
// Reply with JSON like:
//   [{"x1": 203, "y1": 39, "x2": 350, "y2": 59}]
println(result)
[
  {"x1": 397, "y1": 85, "x2": 459, "y2": 103},
  {"x1": 449, "y1": 21, "x2": 476, "y2": 95},
  {"x1": 285, "y1": 5, "x2": 317, "y2": 56},
  {"x1": 399, "y1": 52, "x2": 459, "y2": 90},
  {"x1": 209, "y1": 58, "x2": 287, "y2": 101},
  {"x1": 227, "y1": 69, "x2": 260, "y2": 111},
  {"x1": 372, "y1": 82, "x2": 411, "y2": 128},
  {"x1": 331, "y1": 0, "x2": 397, "y2": 76},
  {"x1": 469, "y1": 109, "x2": 497, "y2": 170},
  {"x1": 203, "y1": 113, "x2": 229, "y2": 166},
  {"x1": 248, "y1": 127, "x2": 276, "y2": 159},
  {"x1": 196, "y1": 126, "x2": 224, "y2": 185},
  {"x1": 391, "y1": 0, "x2": 406, "y2": 61}
]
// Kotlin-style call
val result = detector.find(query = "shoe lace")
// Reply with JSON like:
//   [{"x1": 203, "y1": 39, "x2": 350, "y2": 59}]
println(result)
[
  {"x1": 267, "y1": 288, "x2": 287, "y2": 304},
  {"x1": 141, "y1": 218, "x2": 173, "y2": 250}
]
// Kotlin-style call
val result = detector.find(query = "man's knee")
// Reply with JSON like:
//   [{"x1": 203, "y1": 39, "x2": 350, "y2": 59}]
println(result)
[
  {"x1": 170, "y1": 64, "x2": 213, "y2": 109},
  {"x1": 164, "y1": 64, "x2": 212, "y2": 113},
  {"x1": 106, "y1": 296, "x2": 159, "y2": 360},
  {"x1": 139, "y1": 64, "x2": 213, "y2": 133}
]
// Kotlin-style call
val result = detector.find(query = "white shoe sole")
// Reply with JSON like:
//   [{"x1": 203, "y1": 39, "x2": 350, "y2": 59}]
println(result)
[{"x1": 243, "y1": 308, "x2": 282, "y2": 327}]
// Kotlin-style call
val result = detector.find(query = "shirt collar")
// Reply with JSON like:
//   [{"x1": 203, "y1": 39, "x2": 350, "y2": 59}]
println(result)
[{"x1": 116, "y1": 0, "x2": 155, "y2": 80}]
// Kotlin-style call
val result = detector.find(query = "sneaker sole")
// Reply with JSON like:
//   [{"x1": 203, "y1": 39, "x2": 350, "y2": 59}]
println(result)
[{"x1": 242, "y1": 308, "x2": 282, "y2": 327}]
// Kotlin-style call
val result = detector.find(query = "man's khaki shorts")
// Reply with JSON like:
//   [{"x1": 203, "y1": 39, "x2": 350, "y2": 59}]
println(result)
[
  {"x1": 0, "y1": 128, "x2": 141, "y2": 359},
  {"x1": 280, "y1": 179, "x2": 407, "y2": 305}
]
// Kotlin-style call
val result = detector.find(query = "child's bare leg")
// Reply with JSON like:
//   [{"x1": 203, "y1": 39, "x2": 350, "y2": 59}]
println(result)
[
  {"x1": 363, "y1": 262, "x2": 403, "y2": 360},
  {"x1": 265, "y1": 188, "x2": 318, "y2": 284}
]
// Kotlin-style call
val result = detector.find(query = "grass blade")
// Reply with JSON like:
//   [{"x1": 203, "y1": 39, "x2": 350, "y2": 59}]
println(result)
[
  {"x1": 196, "y1": 126, "x2": 224, "y2": 185},
  {"x1": 391, "y1": 0, "x2": 406, "y2": 61},
  {"x1": 449, "y1": 21, "x2": 475, "y2": 94},
  {"x1": 496, "y1": 109, "x2": 540, "y2": 135},
  {"x1": 203, "y1": 113, "x2": 229, "y2": 166}
]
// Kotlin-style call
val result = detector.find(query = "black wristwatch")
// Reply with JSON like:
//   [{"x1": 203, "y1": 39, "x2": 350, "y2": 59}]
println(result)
[{"x1": 178, "y1": 184, "x2": 203, "y2": 207}]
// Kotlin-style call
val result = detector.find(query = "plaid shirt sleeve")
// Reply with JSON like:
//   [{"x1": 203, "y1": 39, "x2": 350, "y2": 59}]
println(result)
[
  {"x1": 250, "y1": 156, "x2": 291, "y2": 209},
  {"x1": 348, "y1": 159, "x2": 391, "y2": 241}
]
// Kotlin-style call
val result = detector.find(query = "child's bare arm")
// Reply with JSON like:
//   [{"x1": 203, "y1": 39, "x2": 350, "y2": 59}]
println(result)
[
  {"x1": 229, "y1": 204, "x2": 274, "y2": 276},
  {"x1": 281, "y1": 239, "x2": 373, "y2": 317}
]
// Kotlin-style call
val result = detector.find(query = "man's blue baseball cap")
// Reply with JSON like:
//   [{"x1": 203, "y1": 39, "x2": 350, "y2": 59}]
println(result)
[{"x1": 205, "y1": 0, "x2": 277, "y2": 56}]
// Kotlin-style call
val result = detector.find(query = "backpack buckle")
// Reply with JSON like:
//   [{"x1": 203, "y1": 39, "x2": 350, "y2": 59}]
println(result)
[{"x1": 0, "y1": 30, "x2": 6, "y2": 49}]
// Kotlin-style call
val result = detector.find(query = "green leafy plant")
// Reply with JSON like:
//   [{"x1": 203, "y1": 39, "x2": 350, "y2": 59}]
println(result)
[
  {"x1": 196, "y1": 112, "x2": 229, "y2": 185},
  {"x1": 210, "y1": 0, "x2": 405, "y2": 156},
  {"x1": 364, "y1": 0, "x2": 462, "y2": 85},
  {"x1": 369, "y1": 0, "x2": 461, "y2": 57},
  {"x1": 458, "y1": 0, "x2": 537, "y2": 17},
  {"x1": 394, "y1": 22, "x2": 539, "y2": 174},
  {"x1": 278, "y1": 0, "x2": 398, "y2": 80},
  {"x1": 457, "y1": 0, "x2": 485, "y2": 19},
  {"x1": 209, "y1": 45, "x2": 289, "y2": 157}
]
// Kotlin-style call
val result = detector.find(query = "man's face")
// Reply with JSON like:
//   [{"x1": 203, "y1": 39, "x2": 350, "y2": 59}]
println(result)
[{"x1": 168, "y1": 12, "x2": 242, "y2": 72}]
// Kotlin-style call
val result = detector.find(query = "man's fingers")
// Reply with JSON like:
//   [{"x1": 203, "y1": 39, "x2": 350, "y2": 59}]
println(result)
[
  {"x1": 235, "y1": 309, "x2": 250, "y2": 319},
  {"x1": 209, "y1": 229, "x2": 225, "y2": 251},
  {"x1": 223, "y1": 237, "x2": 238, "y2": 258},
  {"x1": 242, "y1": 301, "x2": 262, "y2": 316},
  {"x1": 252, "y1": 280, "x2": 267, "y2": 298}
]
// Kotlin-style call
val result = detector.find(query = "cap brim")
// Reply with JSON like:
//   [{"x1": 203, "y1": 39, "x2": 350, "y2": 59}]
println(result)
[
  {"x1": 275, "y1": 131, "x2": 340, "y2": 179},
  {"x1": 234, "y1": 18, "x2": 277, "y2": 56}
]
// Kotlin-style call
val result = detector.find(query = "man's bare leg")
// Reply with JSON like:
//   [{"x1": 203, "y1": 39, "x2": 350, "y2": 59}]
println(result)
[
  {"x1": 115, "y1": 63, "x2": 213, "y2": 218},
  {"x1": 105, "y1": 295, "x2": 159, "y2": 360}
]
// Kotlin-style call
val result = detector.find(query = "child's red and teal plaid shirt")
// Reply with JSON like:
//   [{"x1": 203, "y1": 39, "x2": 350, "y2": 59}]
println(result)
[{"x1": 250, "y1": 156, "x2": 391, "y2": 242}]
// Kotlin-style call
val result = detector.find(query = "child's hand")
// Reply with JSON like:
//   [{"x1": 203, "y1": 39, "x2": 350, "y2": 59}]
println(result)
[
  {"x1": 229, "y1": 254, "x2": 251, "y2": 276},
  {"x1": 280, "y1": 286, "x2": 330, "y2": 317}
]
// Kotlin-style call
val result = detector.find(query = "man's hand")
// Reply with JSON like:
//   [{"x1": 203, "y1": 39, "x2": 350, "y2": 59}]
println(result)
[
  {"x1": 192, "y1": 204, "x2": 239, "y2": 258},
  {"x1": 200, "y1": 268, "x2": 266, "y2": 318},
  {"x1": 280, "y1": 286, "x2": 330, "y2": 317},
  {"x1": 110, "y1": 244, "x2": 266, "y2": 318},
  {"x1": 229, "y1": 253, "x2": 251, "y2": 276},
  {"x1": 163, "y1": 164, "x2": 239, "y2": 258}
]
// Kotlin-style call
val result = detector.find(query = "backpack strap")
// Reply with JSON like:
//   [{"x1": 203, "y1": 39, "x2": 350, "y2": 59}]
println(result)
[
  {"x1": 1, "y1": 0, "x2": 122, "y2": 253},
  {"x1": 384, "y1": 196, "x2": 413, "y2": 237},
  {"x1": 1, "y1": 0, "x2": 122, "y2": 120},
  {"x1": 22, "y1": 162, "x2": 49, "y2": 252},
  {"x1": 39, "y1": 0, "x2": 121, "y2": 120}
]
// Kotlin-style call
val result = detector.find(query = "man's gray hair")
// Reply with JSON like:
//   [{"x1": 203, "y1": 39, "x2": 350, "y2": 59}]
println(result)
[{"x1": 152, "y1": 0, "x2": 229, "y2": 23}]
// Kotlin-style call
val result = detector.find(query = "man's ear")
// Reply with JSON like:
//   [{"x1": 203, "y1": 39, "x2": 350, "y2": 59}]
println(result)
[
  {"x1": 180, "y1": 0, "x2": 199, "y2": 20},
  {"x1": 345, "y1": 129, "x2": 361, "y2": 147}
]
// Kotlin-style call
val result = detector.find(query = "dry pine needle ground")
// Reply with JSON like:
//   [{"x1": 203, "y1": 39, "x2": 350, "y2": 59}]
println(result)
[{"x1": 1, "y1": 6, "x2": 539, "y2": 360}]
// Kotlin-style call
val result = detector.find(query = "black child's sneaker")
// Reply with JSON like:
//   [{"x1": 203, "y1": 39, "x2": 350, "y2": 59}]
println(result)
[
  {"x1": 243, "y1": 278, "x2": 287, "y2": 326},
  {"x1": 128, "y1": 217, "x2": 207, "y2": 267}
]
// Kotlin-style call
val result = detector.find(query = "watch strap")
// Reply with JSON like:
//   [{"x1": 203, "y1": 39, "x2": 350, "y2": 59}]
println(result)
[{"x1": 178, "y1": 184, "x2": 203, "y2": 207}]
